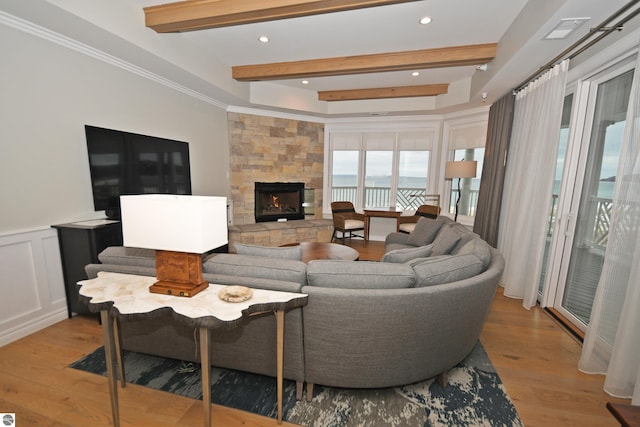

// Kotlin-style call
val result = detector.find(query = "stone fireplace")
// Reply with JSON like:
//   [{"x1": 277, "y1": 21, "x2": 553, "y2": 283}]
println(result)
[{"x1": 254, "y1": 182, "x2": 305, "y2": 222}]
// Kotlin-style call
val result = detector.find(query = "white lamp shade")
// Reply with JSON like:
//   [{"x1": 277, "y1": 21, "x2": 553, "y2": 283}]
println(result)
[
  {"x1": 445, "y1": 160, "x2": 478, "y2": 179},
  {"x1": 120, "y1": 195, "x2": 228, "y2": 254}
]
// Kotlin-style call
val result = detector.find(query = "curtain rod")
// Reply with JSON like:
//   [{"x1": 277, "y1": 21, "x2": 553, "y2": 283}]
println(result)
[{"x1": 514, "y1": 0, "x2": 640, "y2": 93}]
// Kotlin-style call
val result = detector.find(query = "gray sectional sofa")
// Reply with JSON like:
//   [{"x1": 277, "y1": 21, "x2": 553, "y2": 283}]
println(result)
[{"x1": 84, "y1": 215, "x2": 504, "y2": 400}]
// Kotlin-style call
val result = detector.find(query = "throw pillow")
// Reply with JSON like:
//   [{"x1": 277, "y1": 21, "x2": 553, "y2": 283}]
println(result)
[
  {"x1": 233, "y1": 243, "x2": 302, "y2": 260},
  {"x1": 430, "y1": 224, "x2": 462, "y2": 256},
  {"x1": 381, "y1": 244, "x2": 433, "y2": 263},
  {"x1": 454, "y1": 237, "x2": 492, "y2": 268},
  {"x1": 98, "y1": 246, "x2": 156, "y2": 268},
  {"x1": 410, "y1": 254, "x2": 484, "y2": 287},
  {"x1": 407, "y1": 217, "x2": 443, "y2": 246}
]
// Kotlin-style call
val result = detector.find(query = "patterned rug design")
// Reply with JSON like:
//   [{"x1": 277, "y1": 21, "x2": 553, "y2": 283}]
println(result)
[{"x1": 70, "y1": 341, "x2": 522, "y2": 427}]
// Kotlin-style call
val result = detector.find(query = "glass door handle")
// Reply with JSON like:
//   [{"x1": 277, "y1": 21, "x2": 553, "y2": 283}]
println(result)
[{"x1": 564, "y1": 213, "x2": 575, "y2": 236}]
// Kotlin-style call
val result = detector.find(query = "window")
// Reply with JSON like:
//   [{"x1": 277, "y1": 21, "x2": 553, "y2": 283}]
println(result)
[
  {"x1": 449, "y1": 148, "x2": 484, "y2": 217},
  {"x1": 445, "y1": 122, "x2": 487, "y2": 219},
  {"x1": 397, "y1": 150, "x2": 430, "y2": 210},
  {"x1": 364, "y1": 150, "x2": 393, "y2": 208},
  {"x1": 329, "y1": 130, "x2": 434, "y2": 211},
  {"x1": 331, "y1": 150, "x2": 359, "y2": 204}
]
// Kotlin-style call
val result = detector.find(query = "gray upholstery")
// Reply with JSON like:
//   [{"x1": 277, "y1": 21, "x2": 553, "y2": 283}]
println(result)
[
  {"x1": 83, "y1": 216, "x2": 503, "y2": 391},
  {"x1": 306, "y1": 260, "x2": 415, "y2": 289},
  {"x1": 454, "y1": 236, "x2": 492, "y2": 268},
  {"x1": 203, "y1": 253, "x2": 308, "y2": 286},
  {"x1": 381, "y1": 244, "x2": 432, "y2": 263},
  {"x1": 407, "y1": 216, "x2": 451, "y2": 246},
  {"x1": 302, "y1": 247, "x2": 504, "y2": 388},
  {"x1": 430, "y1": 224, "x2": 463, "y2": 256},
  {"x1": 98, "y1": 246, "x2": 156, "y2": 268},
  {"x1": 234, "y1": 243, "x2": 303, "y2": 260},
  {"x1": 408, "y1": 254, "x2": 484, "y2": 287}
]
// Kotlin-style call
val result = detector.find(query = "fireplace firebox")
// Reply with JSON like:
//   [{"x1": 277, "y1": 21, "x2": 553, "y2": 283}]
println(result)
[{"x1": 254, "y1": 182, "x2": 305, "y2": 222}]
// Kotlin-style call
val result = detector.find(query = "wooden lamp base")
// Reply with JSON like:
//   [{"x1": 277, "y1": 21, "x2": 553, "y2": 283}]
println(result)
[{"x1": 150, "y1": 250, "x2": 208, "y2": 297}]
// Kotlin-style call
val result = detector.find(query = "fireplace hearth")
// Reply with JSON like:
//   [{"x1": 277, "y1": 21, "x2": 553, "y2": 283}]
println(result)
[{"x1": 255, "y1": 182, "x2": 305, "y2": 222}]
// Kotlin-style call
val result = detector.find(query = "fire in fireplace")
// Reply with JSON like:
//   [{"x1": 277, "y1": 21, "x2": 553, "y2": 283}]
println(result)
[{"x1": 254, "y1": 182, "x2": 305, "y2": 222}]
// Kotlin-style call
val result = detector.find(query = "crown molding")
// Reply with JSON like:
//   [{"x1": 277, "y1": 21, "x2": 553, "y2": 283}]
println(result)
[{"x1": 0, "y1": 11, "x2": 228, "y2": 111}]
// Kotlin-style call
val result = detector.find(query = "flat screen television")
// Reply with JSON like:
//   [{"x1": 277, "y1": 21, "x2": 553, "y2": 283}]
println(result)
[{"x1": 85, "y1": 125, "x2": 192, "y2": 219}]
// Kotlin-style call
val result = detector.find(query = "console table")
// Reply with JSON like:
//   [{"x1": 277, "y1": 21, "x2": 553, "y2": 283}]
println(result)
[
  {"x1": 363, "y1": 208, "x2": 403, "y2": 242},
  {"x1": 78, "y1": 272, "x2": 308, "y2": 427}
]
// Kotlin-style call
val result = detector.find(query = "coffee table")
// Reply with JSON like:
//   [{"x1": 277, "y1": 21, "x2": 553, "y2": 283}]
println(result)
[{"x1": 284, "y1": 242, "x2": 359, "y2": 262}]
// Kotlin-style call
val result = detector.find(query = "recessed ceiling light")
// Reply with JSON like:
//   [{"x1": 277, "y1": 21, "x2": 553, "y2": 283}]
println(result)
[
  {"x1": 412, "y1": 72, "x2": 420, "y2": 77},
  {"x1": 302, "y1": 80, "x2": 309, "y2": 85},
  {"x1": 258, "y1": 35, "x2": 270, "y2": 43},
  {"x1": 419, "y1": 16, "x2": 432, "y2": 25}
]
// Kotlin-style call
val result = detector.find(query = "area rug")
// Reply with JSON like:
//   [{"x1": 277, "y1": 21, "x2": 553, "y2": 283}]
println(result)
[{"x1": 70, "y1": 341, "x2": 522, "y2": 426}]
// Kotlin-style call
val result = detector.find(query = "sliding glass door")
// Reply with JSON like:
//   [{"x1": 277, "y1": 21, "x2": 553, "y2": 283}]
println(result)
[
  {"x1": 539, "y1": 94, "x2": 573, "y2": 295},
  {"x1": 540, "y1": 60, "x2": 634, "y2": 330}
]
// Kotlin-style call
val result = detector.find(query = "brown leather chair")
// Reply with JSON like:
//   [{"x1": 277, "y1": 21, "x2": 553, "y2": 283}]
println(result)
[
  {"x1": 330, "y1": 201, "x2": 365, "y2": 243},
  {"x1": 397, "y1": 204, "x2": 441, "y2": 233}
]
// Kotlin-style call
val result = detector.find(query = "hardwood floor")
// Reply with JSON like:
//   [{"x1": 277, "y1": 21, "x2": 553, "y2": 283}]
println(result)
[{"x1": 0, "y1": 239, "x2": 628, "y2": 426}]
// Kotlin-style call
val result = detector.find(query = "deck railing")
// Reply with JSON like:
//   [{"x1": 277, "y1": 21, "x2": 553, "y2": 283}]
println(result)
[
  {"x1": 447, "y1": 189, "x2": 479, "y2": 217},
  {"x1": 546, "y1": 195, "x2": 613, "y2": 248},
  {"x1": 332, "y1": 186, "x2": 476, "y2": 213},
  {"x1": 332, "y1": 186, "x2": 433, "y2": 210}
]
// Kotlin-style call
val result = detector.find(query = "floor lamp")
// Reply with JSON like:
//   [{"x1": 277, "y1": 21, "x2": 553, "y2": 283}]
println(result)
[{"x1": 445, "y1": 160, "x2": 478, "y2": 222}]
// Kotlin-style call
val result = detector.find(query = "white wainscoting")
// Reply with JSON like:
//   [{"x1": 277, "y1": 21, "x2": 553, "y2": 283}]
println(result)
[{"x1": 0, "y1": 228, "x2": 68, "y2": 346}]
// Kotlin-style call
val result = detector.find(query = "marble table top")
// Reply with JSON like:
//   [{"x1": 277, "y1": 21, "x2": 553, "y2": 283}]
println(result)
[{"x1": 78, "y1": 271, "x2": 308, "y2": 329}]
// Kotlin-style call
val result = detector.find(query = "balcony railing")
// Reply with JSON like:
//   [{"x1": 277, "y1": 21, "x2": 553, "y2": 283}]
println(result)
[
  {"x1": 447, "y1": 189, "x2": 479, "y2": 217},
  {"x1": 332, "y1": 186, "x2": 432, "y2": 210},
  {"x1": 332, "y1": 186, "x2": 477, "y2": 213},
  {"x1": 546, "y1": 195, "x2": 613, "y2": 248}
]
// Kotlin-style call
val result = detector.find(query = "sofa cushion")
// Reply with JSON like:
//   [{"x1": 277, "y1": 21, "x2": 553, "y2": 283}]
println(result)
[
  {"x1": 307, "y1": 260, "x2": 415, "y2": 289},
  {"x1": 234, "y1": 243, "x2": 302, "y2": 260},
  {"x1": 384, "y1": 243, "x2": 416, "y2": 253},
  {"x1": 406, "y1": 217, "x2": 443, "y2": 246},
  {"x1": 453, "y1": 237, "x2": 492, "y2": 269},
  {"x1": 203, "y1": 253, "x2": 307, "y2": 285},
  {"x1": 430, "y1": 225, "x2": 463, "y2": 256},
  {"x1": 409, "y1": 254, "x2": 484, "y2": 287},
  {"x1": 381, "y1": 244, "x2": 432, "y2": 263},
  {"x1": 98, "y1": 246, "x2": 156, "y2": 268}
]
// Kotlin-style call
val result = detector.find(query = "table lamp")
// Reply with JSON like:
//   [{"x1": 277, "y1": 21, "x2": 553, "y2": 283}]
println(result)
[
  {"x1": 120, "y1": 194, "x2": 228, "y2": 297},
  {"x1": 445, "y1": 160, "x2": 478, "y2": 222}
]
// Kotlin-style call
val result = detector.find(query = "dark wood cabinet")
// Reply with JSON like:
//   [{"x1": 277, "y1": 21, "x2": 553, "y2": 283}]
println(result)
[{"x1": 53, "y1": 220, "x2": 122, "y2": 317}]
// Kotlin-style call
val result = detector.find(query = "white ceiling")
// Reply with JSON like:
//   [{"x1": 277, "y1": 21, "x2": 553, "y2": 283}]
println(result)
[{"x1": 2, "y1": 0, "x2": 637, "y2": 117}]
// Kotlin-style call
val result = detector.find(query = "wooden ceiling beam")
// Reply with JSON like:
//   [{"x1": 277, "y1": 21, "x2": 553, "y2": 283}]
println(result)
[
  {"x1": 144, "y1": 0, "x2": 420, "y2": 33},
  {"x1": 318, "y1": 84, "x2": 449, "y2": 101},
  {"x1": 232, "y1": 43, "x2": 497, "y2": 81}
]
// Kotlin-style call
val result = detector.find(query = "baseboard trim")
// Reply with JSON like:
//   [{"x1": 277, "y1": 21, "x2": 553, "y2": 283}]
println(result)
[{"x1": 0, "y1": 308, "x2": 68, "y2": 347}]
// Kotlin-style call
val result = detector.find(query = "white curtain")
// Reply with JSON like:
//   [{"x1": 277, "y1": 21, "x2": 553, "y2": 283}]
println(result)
[
  {"x1": 497, "y1": 60, "x2": 569, "y2": 309},
  {"x1": 579, "y1": 51, "x2": 640, "y2": 405}
]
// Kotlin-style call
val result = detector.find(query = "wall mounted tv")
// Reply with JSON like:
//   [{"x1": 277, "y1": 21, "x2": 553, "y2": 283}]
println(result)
[{"x1": 85, "y1": 125, "x2": 191, "y2": 219}]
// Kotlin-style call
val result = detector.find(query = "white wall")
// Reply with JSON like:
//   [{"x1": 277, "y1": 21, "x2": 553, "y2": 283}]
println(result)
[
  {"x1": 0, "y1": 20, "x2": 229, "y2": 344},
  {"x1": 0, "y1": 22, "x2": 230, "y2": 234}
]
